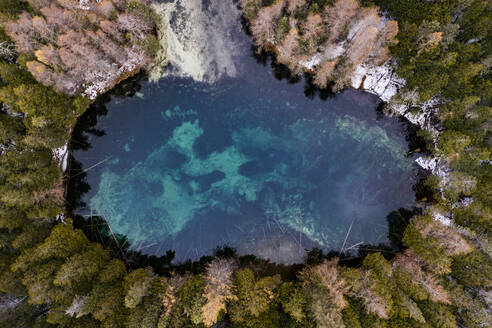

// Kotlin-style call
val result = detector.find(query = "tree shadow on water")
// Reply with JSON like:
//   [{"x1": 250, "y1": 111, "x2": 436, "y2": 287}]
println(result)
[
  {"x1": 66, "y1": 73, "x2": 145, "y2": 210},
  {"x1": 250, "y1": 45, "x2": 338, "y2": 101}
]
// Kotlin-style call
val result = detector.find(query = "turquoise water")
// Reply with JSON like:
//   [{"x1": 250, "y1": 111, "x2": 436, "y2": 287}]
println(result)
[{"x1": 72, "y1": 54, "x2": 417, "y2": 264}]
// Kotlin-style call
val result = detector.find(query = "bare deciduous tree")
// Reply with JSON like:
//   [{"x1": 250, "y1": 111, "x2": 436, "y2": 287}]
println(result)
[
  {"x1": 300, "y1": 259, "x2": 348, "y2": 328},
  {"x1": 201, "y1": 259, "x2": 236, "y2": 327},
  {"x1": 416, "y1": 219, "x2": 473, "y2": 256},
  {"x1": 277, "y1": 28, "x2": 303, "y2": 74},
  {"x1": 355, "y1": 270, "x2": 391, "y2": 319},
  {"x1": 323, "y1": 0, "x2": 359, "y2": 43},
  {"x1": 371, "y1": 20, "x2": 398, "y2": 64},
  {"x1": 6, "y1": 0, "x2": 155, "y2": 99},
  {"x1": 314, "y1": 60, "x2": 336, "y2": 88},
  {"x1": 34, "y1": 44, "x2": 60, "y2": 67},
  {"x1": 346, "y1": 26, "x2": 379, "y2": 66},
  {"x1": 394, "y1": 250, "x2": 451, "y2": 304},
  {"x1": 300, "y1": 258, "x2": 348, "y2": 308},
  {"x1": 250, "y1": 0, "x2": 286, "y2": 48},
  {"x1": 287, "y1": 0, "x2": 306, "y2": 13},
  {"x1": 245, "y1": 0, "x2": 399, "y2": 91}
]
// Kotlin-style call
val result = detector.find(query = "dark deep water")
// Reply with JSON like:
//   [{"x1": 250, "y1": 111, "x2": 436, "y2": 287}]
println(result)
[{"x1": 71, "y1": 25, "x2": 418, "y2": 265}]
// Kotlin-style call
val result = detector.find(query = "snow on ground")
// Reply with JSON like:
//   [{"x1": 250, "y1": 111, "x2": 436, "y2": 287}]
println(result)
[
  {"x1": 391, "y1": 97, "x2": 440, "y2": 132},
  {"x1": 453, "y1": 197, "x2": 474, "y2": 209},
  {"x1": 82, "y1": 46, "x2": 145, "y2": 100},
  {"x1": 79, "y1": 0, "x2": 101, "y2": 10},
  {"x1": 56, "y1": 213, "x2": 66, "y2": 223},
  {"x1": 52, "y1": 143, "x2": 69, "y2": 172},
  {"x1": 415, "y1": 156, "x2": 450, "y2": 185},
  {"x1": 350, "y1": 62, "x2": 404, "y2": 102},
  {"x1": 432, "y1": 211, "x2": 452, "y2": 226},
  {"x1": 300, "y1": 54, "x2": 322, "y2": 70}
]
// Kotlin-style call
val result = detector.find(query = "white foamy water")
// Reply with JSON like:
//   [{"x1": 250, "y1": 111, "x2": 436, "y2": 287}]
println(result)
[{"x1": 152, "y1": 0, "x2": 243, "y2": 83}]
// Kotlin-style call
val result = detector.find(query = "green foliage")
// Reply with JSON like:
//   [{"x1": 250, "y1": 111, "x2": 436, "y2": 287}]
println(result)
[
  {"x1": 402, "y1": 216, "x2": 452, "y2": 274},
  {"x1": 229, "y1": 269, "x2": 281, "y2": 325},
  {"x1": 127, "y1": 293, "x2": 163, "y2": 328},
  {"x1": 33, "y1": 224, "x2": 89, "y2": 261},
  {"x1": 418, "y1": 300, "x2": 456, "y2": 328},
  {"x1": 83, "y1": 281, "x2": 127, "y2": 323},
  {"x1": 393, "y1": 290, "x2": 425, "y2": 324},
  {"x1": 53, "y1": 243, "x2": 110, "y2": 290},
  {"x1": 275, "y1": 16, "x2": 290, "y2": 43},
  {"x1": 452, "y1": 201, "x2": 492, "y2": 236},
  {"x1": 392, "y1": 270, "x2": 428, "y2": 302},
  {"x1": 362, "y1": 253, "x2": 391, "y2": 280},
  {"x1": 386, "y1": 208, "x2": 415, "y2": 249},
  {"x1": 0, "y1": 62, "x2": 78, "y2": 149},
  {"x1": 124, "y1": 267, "x2": 154, "y2": 309},
  {"x1": 0, "y1": 0, "x2": 490, "y2": 326},
  {"x1": 0, "y1": 0, "x2": 27, "y2": 21},
  {"x1": 168, "y1": 275, "x2": 206, "y2": 327},
  {"x1": 446, "y1": 280, "x2": 490, "y2": 328},
  {"x1": 278, "y1": 282, "x2": 307, "y2": 323},
  {"x1": 438, "y1": 130, "x2": 471, "y2": 158},
  {"x1": 11, "y1": 221, "x2": 52, "y2": 250},
  {"x1": 341, "y1": 299, "x2": 362, "y2": 328},
  {"x1": 99, "y1": 259, "x2": 127, "y2": 284},
  {"x1": 451, "y1": 250, "x2": 492, "y2": 288},
  {"x1": 126, "y1": 0, "x2": 161, "y2": 26}
]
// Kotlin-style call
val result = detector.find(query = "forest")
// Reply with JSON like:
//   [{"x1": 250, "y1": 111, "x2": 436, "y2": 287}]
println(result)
[{"x1": 0, "y1": 0, "x2": 491, "y2": 327}]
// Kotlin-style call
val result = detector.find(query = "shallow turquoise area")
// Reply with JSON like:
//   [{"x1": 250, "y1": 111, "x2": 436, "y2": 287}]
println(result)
[{"x1": 72, "y1": 53, "x2": 417, "y2": 264}]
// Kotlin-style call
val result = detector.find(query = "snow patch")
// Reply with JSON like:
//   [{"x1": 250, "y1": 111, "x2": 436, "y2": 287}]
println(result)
[
  {"x1": 79, "y1": 0, "x2": 100, "y2": 10},
  {"x1": 432, "y1": 211, "x2": 452, "y2": 226},
  {"x1": 415, "y1": 156, "x2": 450, "y2": 180},
  {"x1": 56, "y1": 213, "x2": 66, "y2": 223},
  {"x1": 300, "y1": 54, "x2": 322, "y2": 70},
  {"x1": 416, "y1": 156, "x2": 451, "y2": 197},
  {"x1": 52, "y1": 143, "x2": 69, "y2": 172},
  {"x1": 350, "y1": 62, "x2": 405, "y2": 102},
  {"x1": 453, "y1": 197, "x2": 474, "y2": 209},
  {"x1": 0, "y1": 295, "x2": 26, "y2": 311}
]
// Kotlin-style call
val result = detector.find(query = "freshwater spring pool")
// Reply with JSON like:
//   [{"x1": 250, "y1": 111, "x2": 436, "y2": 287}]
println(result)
[{"x1": 71, "y1": 3, "x2": 418, "y2": 263}]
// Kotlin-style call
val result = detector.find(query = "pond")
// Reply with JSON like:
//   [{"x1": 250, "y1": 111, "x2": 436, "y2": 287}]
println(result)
[{"x1": 70, "y1": 2, "x2": 418, "y2": 264}]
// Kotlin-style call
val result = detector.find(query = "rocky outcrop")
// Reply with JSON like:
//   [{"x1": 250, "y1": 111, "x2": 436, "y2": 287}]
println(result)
[{"x1": 350, "y1": 62, "x2": 404, "y2": 102}]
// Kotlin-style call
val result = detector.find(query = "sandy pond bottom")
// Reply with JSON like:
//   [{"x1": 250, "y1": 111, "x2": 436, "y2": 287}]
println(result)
[{"x1": 72, "y1": 61, "x2": 417, "y2": 264}]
